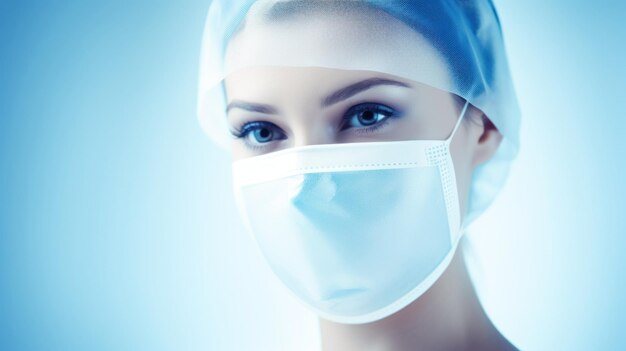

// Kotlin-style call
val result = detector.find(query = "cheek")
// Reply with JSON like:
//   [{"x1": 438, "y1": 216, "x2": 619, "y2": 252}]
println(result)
[
  {"x1": 392, "y1": 106, "x2": 459, "y2": 141},
  {"x1": 231, "y1": 142, "x2": 252, "y2": 161}
]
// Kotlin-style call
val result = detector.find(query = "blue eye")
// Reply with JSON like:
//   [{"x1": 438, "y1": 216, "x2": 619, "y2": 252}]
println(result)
[
  {"x1": 230, "y1": 121, "x2": 286, "y2": 147},
  {"x1": 340, "y1": 103, "x2": 398, "y2": 131}
]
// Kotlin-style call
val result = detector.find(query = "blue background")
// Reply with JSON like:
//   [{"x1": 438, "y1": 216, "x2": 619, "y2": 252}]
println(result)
[{"x1": 0, "y1": 1, "x2": 624, "y2": 350}]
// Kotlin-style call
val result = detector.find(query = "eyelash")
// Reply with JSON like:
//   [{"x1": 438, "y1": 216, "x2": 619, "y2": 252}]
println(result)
[
  {"x1": 229, "y1": 121, "x2": 286, "y2": 151},
  {"x1": 230, "y1": 102, "x2": 401, "y2": 150}
]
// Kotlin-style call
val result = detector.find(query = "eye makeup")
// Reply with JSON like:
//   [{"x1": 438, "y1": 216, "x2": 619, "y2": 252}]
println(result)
[{"x1": 229, "y1": 99, "x2": 405, "y2": 152}]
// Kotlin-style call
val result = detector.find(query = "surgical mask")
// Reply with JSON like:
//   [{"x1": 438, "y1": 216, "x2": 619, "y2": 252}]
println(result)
[{"x1": 231, "y1": 100, "x2": 469, "y2": 324}]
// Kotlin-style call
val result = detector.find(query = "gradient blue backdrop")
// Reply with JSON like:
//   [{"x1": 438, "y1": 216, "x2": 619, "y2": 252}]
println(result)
[{"x1": 1, "y1": 1, "x2": 624, "y2": 350}]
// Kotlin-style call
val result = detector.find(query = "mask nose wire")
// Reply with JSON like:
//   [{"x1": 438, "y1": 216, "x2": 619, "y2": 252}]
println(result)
[{"x1": 445, "y1": 100, "x2": 470, "y2": 146}]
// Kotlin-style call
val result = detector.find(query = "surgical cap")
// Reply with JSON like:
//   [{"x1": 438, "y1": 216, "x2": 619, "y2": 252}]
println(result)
[{"x1": 197, "y1": 0, "x2": 521, "y2": 227}]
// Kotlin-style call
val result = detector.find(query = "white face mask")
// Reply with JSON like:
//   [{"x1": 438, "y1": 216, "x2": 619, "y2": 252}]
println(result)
[{"x1": 231, "y1": 101, "x2": 469, "y2": 324}]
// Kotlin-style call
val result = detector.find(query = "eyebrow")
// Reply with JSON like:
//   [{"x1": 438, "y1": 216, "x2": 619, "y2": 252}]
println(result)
[
  {"x1": 321, "y1": 77, "x2": 410, "y2": 107},
  {"x1": 225, "y1": 77, "x2": 411, "y2": 114},
  {"x1": 226, "y1": 100, "x2": 278, "y2": 114}
]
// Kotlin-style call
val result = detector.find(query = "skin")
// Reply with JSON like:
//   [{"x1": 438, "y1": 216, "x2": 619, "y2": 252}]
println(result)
[{"x1": 220, "y1": 4, "x2": 517, "y2": 351}]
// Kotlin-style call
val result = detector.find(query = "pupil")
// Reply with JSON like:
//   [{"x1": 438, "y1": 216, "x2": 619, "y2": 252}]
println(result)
[
  {"x1": 258, "y1": 128, "x2": 271, "y2": 141},
  {"x1": 359, "y1": 110, "x2": 376, "y2": 125}
]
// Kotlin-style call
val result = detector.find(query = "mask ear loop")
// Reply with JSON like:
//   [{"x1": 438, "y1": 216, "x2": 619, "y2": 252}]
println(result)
[
  {"x1": 444, "y1": 99, "x2": 470, "y2": 236},
  {"x1": 445, "y1": 100, "x2": 470, "y2": 146}
]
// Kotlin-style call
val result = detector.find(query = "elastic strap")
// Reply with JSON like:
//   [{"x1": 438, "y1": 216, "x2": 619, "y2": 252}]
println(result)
[{"x1": 445, "y1": 100, "x2": 470, "y2": 146}]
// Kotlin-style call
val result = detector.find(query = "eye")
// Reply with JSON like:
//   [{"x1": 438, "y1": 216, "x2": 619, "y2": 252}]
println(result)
[
  {"x1": 340, "y1": 103, "x2": 398, "y2": 131},
  {"x1": 230, "y1": 121, "x2": 287, "y2": 148}
]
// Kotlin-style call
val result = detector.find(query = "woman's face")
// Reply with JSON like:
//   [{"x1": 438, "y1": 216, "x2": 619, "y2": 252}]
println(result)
[{"x1": 223, "y1": 66, "x2": 501, "y2": 224}]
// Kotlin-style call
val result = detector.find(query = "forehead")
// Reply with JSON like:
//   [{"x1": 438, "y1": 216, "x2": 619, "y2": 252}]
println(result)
[
  {"x1": 224, "y1": 66, "x2": 414, "y2": 97},
  {"x1": 222, "y1": 2, "x2": 451, "y2": 89}
]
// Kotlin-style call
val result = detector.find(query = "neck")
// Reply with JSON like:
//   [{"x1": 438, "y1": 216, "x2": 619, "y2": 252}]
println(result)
[{"x1": 319, "y1": 246, "x2": 517, "y2": 351}]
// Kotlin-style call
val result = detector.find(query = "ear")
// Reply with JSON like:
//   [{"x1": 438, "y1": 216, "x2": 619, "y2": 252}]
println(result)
[{"x1": 471, "y1": 113, "x2": 503, "y2": 168}]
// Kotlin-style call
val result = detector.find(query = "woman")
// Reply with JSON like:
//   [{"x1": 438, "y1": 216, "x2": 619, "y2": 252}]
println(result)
[{"x1": 198, "y1": 1, "x2": 520, "y2": 350}]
